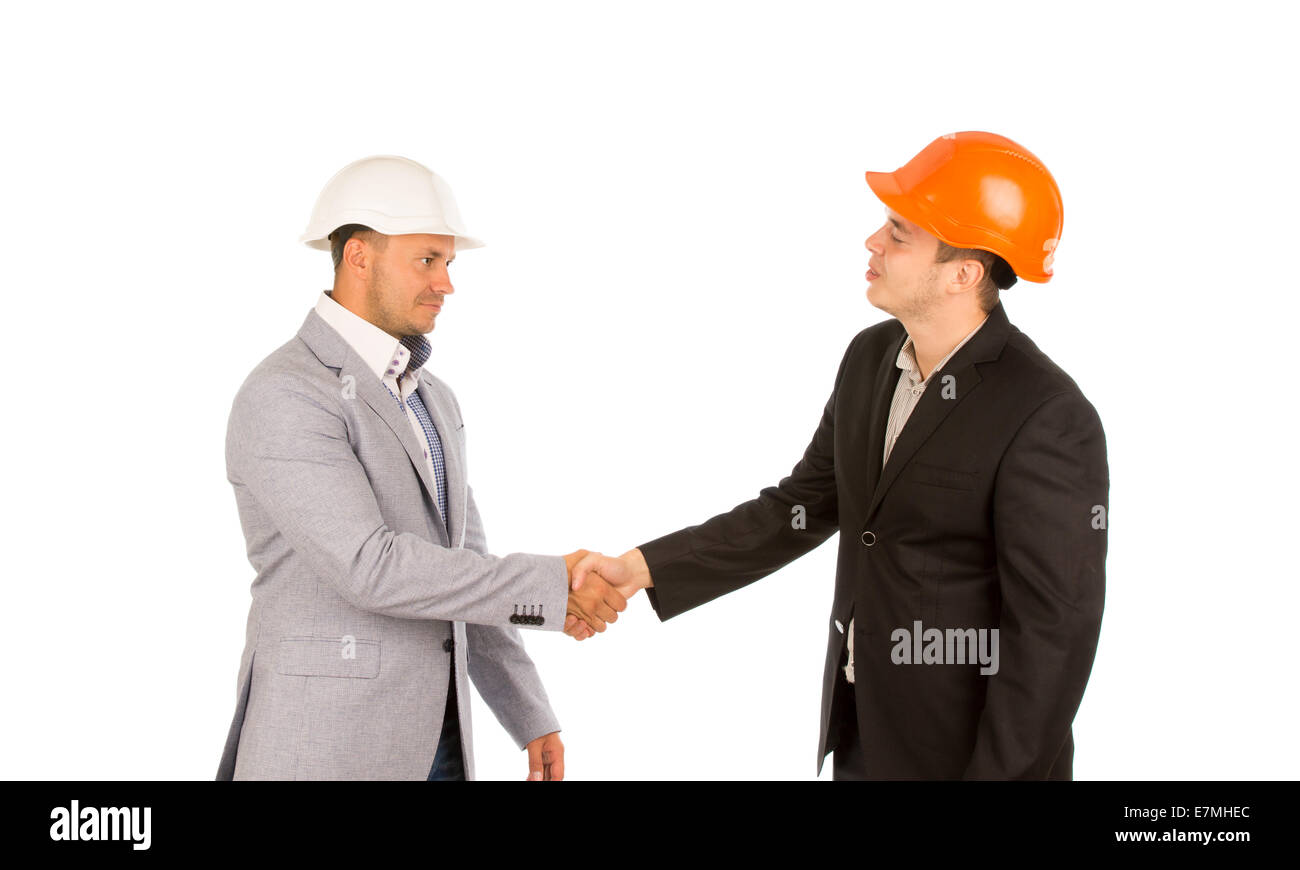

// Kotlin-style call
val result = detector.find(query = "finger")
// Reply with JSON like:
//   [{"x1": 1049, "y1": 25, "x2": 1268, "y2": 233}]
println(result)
[
  {"x1": 548, "y1": 746, "x2": 565, "y2": 781},
  {"x1": 526, "y1": 741, "x2": 544, "y2": 781},
  {"x1": 604, "y1": 588, "x2": 629, "y2": 612},
  {"x1": 581, "y1": 602, "x2": 609, "y2": 632},
  {"x1": 594, "y1": 602, "x2": 617, "y2": 625},
  {"x1": 570, "y1": 607, "x2": 606, "y2": 632}
]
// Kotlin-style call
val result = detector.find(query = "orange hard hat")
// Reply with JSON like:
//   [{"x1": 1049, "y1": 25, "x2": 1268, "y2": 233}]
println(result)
[{"x1": 865, "y1": 131, "x2": 1063, "y2": 283}]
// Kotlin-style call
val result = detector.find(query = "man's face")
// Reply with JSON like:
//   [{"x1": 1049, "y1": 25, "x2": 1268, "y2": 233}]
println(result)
[
  {"x1": 864, "y1": 208, "x2": 946, "y2": 321},
  {"x1": 362, "y1": 232, "x2": 456, "y2": 337}
]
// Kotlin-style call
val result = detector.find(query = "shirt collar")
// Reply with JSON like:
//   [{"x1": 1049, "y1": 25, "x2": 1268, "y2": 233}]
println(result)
[
  {"x1": 896, "y1": 313, "x2": 991, "y2": 384},
  {"x1": 314, "y1": 290, "x2": 428, "y2": 384}
]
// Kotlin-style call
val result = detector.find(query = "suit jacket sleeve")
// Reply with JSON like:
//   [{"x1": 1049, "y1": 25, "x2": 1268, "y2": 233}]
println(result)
[
  {"x1": 225, "y1": 371, "x2": 568, "y2": 631},
  {"x1": 962, "y1": 391, "x2": 1109, "y2": 779},
  {"x1": 637, "y1": 337, "x2": 859, "y2": 619},
  {"x1": 462, "y1": 482, "x2": 563, "y2": 748}
]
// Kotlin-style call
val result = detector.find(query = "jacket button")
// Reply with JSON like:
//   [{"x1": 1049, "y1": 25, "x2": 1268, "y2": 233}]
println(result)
[
  {"x1": 861, "y1": 530, "x2": 876, "y2": 547},
  {"x1": 443, "y1": 638, "x2": 454, "y2": 653}
]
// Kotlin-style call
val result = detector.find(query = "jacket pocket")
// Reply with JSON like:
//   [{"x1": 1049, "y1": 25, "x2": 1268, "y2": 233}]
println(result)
[
  {"x1": 275, "y1": 636, "x2": 381, "y2": 679},
  {"x1": 909, "y1": 462, "x2": 977, "y2": 492}
]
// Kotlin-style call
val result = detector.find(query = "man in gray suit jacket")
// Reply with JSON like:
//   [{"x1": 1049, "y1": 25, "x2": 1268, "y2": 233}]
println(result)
[{"x1": 217, "y1": 155, "x2": 625, "y2": 780}]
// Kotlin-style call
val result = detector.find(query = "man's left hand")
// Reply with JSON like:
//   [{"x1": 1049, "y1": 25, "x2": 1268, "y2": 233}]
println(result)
[{"x1": 526, "y1": 731, "x2": 564, "y2": 781}]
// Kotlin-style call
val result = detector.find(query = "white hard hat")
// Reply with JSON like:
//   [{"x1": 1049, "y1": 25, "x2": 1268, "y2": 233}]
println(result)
[{"x1": 299, "y1": 154, "x2": 485, "y2": 252}]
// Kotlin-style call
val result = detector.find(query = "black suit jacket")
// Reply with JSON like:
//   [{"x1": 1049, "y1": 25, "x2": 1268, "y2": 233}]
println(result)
[{"x1": 638, "y1": 302, "x2": 1108, "y2": 779}]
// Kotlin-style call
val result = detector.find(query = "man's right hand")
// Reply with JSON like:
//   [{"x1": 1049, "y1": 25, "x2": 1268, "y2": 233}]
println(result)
[
  {"x1": 565, "y1": 549, "x2": 653, "y2": 640},
  {"x1": 563, "y1": 549, "x2": 627, "y2": 635}
]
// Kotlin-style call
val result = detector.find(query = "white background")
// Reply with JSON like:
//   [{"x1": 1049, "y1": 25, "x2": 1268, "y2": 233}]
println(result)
[{"x1": 2, "y1": 0, "x2": 1297, "y2": 781}]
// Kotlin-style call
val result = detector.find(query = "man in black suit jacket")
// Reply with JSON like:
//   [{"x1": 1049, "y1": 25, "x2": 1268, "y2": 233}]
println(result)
[{"x1": 568, "y1": 132, "x2": 1108, "y2": 780}]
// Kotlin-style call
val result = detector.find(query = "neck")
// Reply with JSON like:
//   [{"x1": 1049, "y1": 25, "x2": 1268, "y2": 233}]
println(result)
[
  {"x1": 329, "y1": 284, "x2": 402, "y2": 340},
  {"x1": 899, "y1": 305, "x2": 988, "y2": 380},
  {"x1": 328, "y1": 284, "x2": 367, "y2": 319}
]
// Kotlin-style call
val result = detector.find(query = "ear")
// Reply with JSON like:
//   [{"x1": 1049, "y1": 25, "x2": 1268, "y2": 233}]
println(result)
[
  {"x1": 343, "y1": 235, "x2": 372, "y2": 276},
  {"x1": 948, "y1": 257, "x2": 987, "y2": 296}
]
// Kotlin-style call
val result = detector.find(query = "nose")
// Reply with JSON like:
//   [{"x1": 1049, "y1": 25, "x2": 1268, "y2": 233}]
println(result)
[
  {"x1": 865, "y1": 224, "x2": 886, "y2": 256},
  {"x1": 433, "y1": 266, "x2": 454, "y2": 296}
]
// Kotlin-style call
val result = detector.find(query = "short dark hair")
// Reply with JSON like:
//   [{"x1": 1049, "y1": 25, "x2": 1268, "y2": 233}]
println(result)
[
  {"x1": 932, "y1": 240, "x2": 1017, "y2": 313},
  {"x1": 329, "y1": 224, "x2": 388, "y2": 271}
]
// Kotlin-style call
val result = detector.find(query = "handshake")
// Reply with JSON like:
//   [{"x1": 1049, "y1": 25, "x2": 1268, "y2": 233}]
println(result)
[{"x1": 560, "y1": 549, "x2": 654, "y2": 641}]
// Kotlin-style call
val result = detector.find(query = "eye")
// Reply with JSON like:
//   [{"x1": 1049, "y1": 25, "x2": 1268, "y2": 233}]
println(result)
[
  {"x1": 421, "y1": 257, "x2": 435, "y2": 266},
  {"x1": 891, "y1": 234, "x2": 904, "y2": 243}
]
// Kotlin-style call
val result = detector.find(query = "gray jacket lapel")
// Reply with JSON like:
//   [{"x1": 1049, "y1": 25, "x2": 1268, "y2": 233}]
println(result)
[{"x1": 296, "y1": 309, "x2": 452, "y2": 540}]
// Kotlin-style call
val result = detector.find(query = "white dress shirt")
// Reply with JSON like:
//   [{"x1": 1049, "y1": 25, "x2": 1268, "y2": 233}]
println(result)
[{"x1": 845, "y1": 313, "x2": 990, "y2": 683}]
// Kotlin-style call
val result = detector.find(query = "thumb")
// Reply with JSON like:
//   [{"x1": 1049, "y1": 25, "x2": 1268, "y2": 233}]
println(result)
[{"x1": 570, "y1": 551, "x2": 603, "y2": 591}]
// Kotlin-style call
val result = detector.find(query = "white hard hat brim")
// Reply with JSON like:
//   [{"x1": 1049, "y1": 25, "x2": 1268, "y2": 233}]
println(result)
[{"x1": 299, "y1": 209, "x2": 485, "y2": 252}]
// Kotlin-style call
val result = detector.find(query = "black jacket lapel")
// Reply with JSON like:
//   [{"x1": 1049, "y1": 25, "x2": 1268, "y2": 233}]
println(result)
[{"x1": 865, "y1": 303, "x2": 1013, "y2": 518}]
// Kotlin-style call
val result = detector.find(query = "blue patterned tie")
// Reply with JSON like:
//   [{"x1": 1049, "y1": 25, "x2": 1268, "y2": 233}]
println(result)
[
  {"x1": 399, "y1": 333, "x2": 431, "y2": 375},
  {"x1": 384, "y1": 334, "x2": 448, "y2": 524}
]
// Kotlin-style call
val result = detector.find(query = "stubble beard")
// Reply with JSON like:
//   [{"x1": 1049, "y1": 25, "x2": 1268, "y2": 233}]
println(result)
[
  {"x1": 366, "y1": 261, "x2": 421, "y2": 338},
  {"x1": 891, "y1": 265, "x2": 945, "y2": 325}
]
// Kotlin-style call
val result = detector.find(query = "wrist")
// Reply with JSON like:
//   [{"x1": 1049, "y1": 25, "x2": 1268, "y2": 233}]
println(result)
[{"x1": 625, "y1": 547, "x2": 654, "y2": 589}]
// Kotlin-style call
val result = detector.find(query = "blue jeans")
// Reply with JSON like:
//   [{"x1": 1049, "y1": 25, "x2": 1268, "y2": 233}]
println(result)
[{"x1": 428, "y1": 666, "x2": 465, "y2": 781}]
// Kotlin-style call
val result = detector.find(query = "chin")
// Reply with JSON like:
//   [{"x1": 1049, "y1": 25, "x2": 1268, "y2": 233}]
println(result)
[{"x1": 866, "y1": 283, "x2": 890, "y2": 313}]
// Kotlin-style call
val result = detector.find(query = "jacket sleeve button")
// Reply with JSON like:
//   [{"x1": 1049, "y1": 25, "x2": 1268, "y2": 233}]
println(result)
[{"x1": 860, "y1": 530, "x2": 877, "y2": 547}]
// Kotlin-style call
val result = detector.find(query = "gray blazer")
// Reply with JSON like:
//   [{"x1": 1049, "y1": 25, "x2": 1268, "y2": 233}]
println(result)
[{"x1": 217, "y1": 307, "x2": 569, "y2": 780}]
